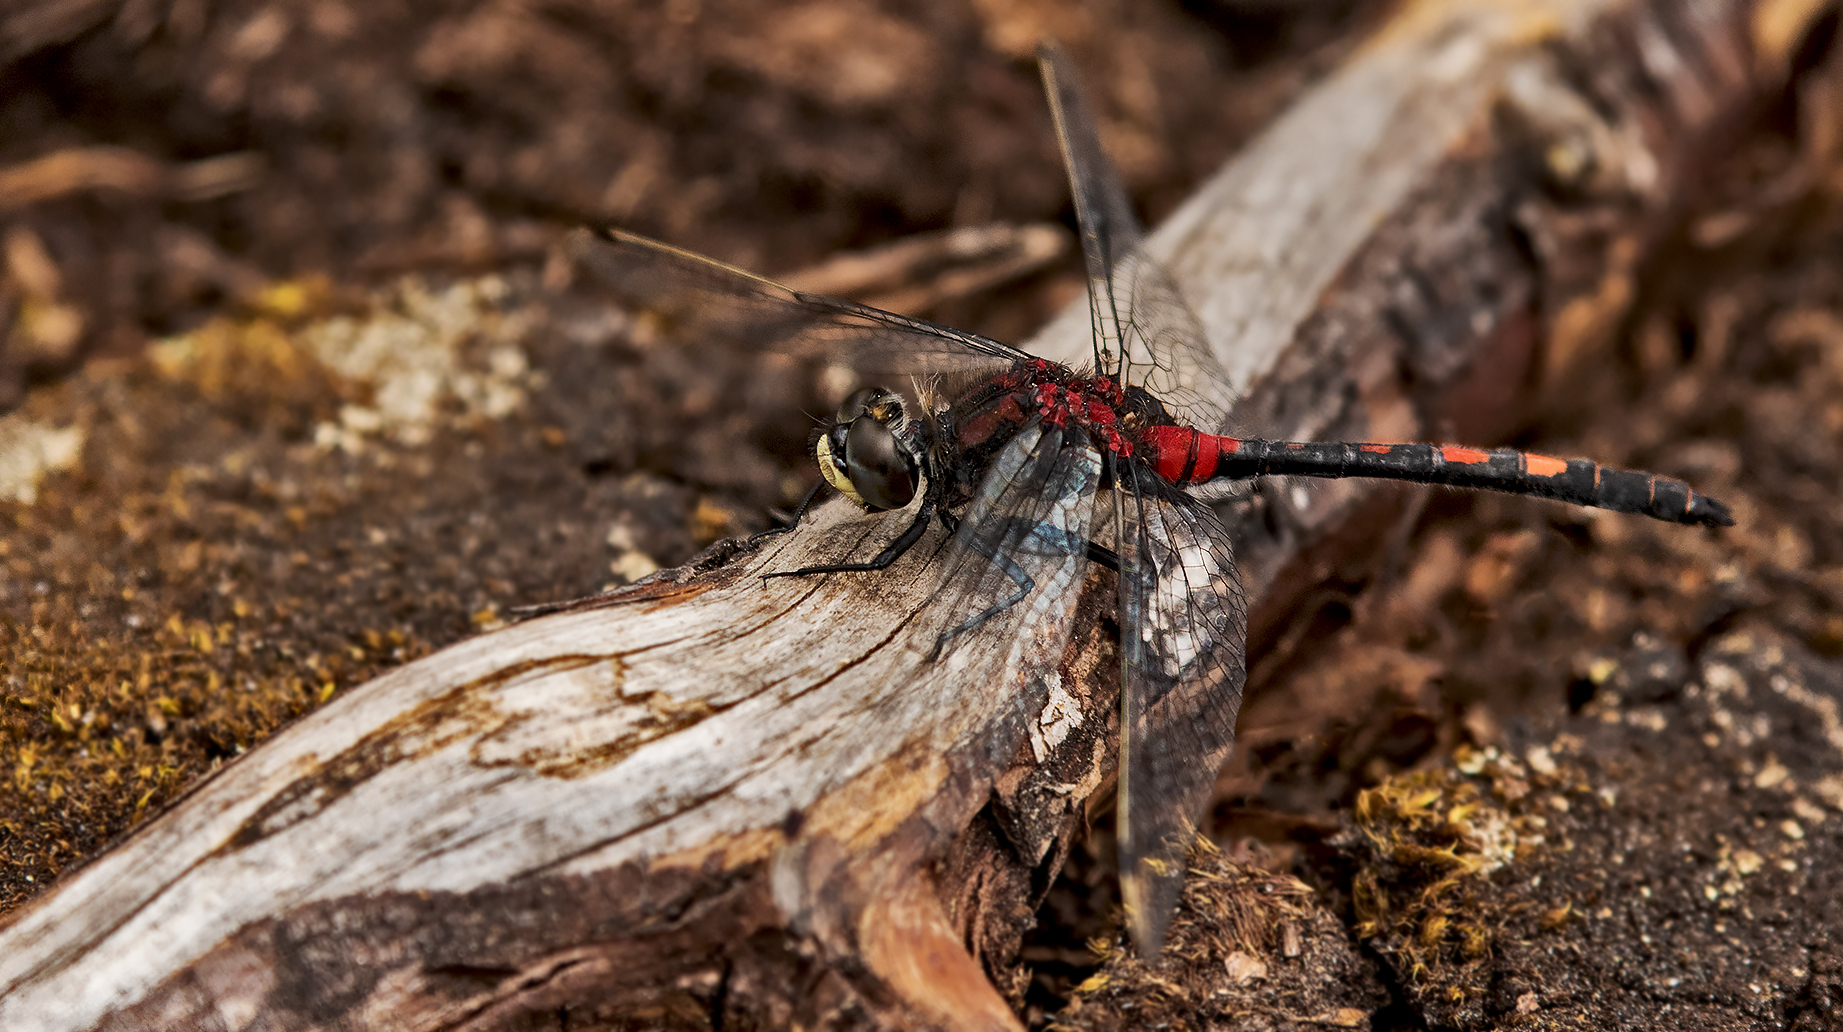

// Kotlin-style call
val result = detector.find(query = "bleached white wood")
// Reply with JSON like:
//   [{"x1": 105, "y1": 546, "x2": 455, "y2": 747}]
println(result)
[{"x1": 0, "y1": 516, "x2": 1081, "y2": 1029}]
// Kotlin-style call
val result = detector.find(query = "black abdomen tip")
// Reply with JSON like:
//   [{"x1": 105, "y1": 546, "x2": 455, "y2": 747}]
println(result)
[{"x1": 1689, "y1": 494, "x2": 1735, "y2": 527}]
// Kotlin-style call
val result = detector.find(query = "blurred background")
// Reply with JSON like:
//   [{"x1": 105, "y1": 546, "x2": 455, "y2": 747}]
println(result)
[{"x1": 0, "y1": 0, "x2": 1382, "y2": 409}]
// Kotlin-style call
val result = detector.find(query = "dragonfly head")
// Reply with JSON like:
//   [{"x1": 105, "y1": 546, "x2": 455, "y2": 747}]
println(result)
[{"x1": 815, "y1": 387, "x2": 920, "y2": 512}]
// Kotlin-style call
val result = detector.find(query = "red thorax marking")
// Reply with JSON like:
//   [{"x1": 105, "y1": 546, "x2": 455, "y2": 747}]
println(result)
[
  {"x1": 1025, "y1": 378, "x2": 1137, "y2": 456},
  {"x1": 958, "y1": 369, "x2": 1145, "y2": 458},
  {"x1": 1035, "y1": 383, "x2": 1070, "y2": 427},
  {"x1": 957, "y1": 393, "x2": 1026, "y2": 449}
]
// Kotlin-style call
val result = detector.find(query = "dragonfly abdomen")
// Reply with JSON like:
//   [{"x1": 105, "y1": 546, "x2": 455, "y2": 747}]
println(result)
[{"x1": 1141, "y1": 428, "x2": 1732, "y2": 527}]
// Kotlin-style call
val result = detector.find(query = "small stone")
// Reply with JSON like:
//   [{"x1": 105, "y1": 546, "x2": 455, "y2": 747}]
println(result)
[
  {"x1": 1281, "y1": 920, "x2": 1302, "y2": 958},
  {"x1": 612, "y1": 552, "x2": 661, "y2": 582},
  {"x1": 1223, "y1": 951, "x2": 1268, "y2": 984},
  {"x1": 1792, "y1": 797, "x2": 1827, "y2": 824},
  {"x1": 1526, "y1": 745, "x2": 1558, "y2": 776}
]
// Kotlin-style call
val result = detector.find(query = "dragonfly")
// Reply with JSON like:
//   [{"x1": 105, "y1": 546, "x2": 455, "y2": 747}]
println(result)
[{"x1": 570, "y1": 45, "x2": 1731, "y2": 956}]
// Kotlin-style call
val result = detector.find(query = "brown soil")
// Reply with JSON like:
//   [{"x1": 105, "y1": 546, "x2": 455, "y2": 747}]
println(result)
[{"x1": 0, "y1": 0, "x2": 1374, "y2": 406}]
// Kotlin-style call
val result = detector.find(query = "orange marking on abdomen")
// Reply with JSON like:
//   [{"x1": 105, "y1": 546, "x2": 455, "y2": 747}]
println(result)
[
  {"x1": 1525, "y1": 453, "x2": 1568, "y2": 478},
  {"x1": 1360, "y1": 444, "x2": 1392, "y2": 454},
  {"x1": 1441, "y1": 445, "x2": 1491, "y2": 465}
]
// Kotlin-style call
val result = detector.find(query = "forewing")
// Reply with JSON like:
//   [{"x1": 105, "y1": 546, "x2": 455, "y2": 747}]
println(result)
[
  {"x1": 1040, "y1": 42, "x2": 1141, "y2": 371},
  {"x1": 926, "y1": 421, "x2": 1102, "y2": 763},
  {"x1": 1112, "y1": 253, "x2": 1236, "y2": 432},
  {"x1": 1113, "y1": 463, "x2": 1248, "y2": 956},
  {"x1": 568, "y1": 228, "x2": 1034, "y2": 380},
  {"x1": 1038, "y1": 46, "x2": 1234, "y2": 432}
]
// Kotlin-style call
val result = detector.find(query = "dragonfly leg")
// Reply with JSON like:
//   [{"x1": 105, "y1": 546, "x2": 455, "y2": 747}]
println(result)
[
  {"x1": 748, "y1": 479, "x2": 828, "y2": 545},
  {"x1": 930, "y1": 538, "x2": 1036, "y2": 660},
  {"x1": 1085, "y1": 539, "x2": 1121, "y2": 572},
  {"x1": 929, "y1": 517, "x2": 1091, "y2": 659},
  {"x1": 763, "y1": 494, "x2": 939, "y2": 579}
]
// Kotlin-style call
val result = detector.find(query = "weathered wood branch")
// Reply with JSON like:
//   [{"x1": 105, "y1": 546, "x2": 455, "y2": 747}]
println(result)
[{"x1": 0, "y1": 0, "x2": 1819, "y2": 1029}]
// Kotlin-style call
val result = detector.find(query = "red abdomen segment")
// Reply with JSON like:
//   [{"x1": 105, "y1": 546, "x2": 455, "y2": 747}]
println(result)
[{"x1": 1139, "y1": 427, "x2": 1733, "y2": 527}]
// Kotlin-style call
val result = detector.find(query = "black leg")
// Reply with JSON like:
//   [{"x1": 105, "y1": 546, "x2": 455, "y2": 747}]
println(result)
[
  {"x1": 763, "y1": 496, "x2": 938, "y2": 579},
  {"x1": 1085, "y1": 539, "x2": 1121, "y2": 572},
  {"x1": 926, "y1": 514, "x2": 1093, "y2": 659},
  {"x1": 928, "y1": 507, "x2": 1114, "y2": 570},
  {"x1": 929, "y1": 540, "x2": 1034, "y2": 659},
  {"x1": 749, "y1": 479, "x2": 828, "y2": 545}
]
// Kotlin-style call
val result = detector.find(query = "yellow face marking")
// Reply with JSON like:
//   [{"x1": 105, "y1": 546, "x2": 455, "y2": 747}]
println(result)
[{"x1": 815, "y1": 433, "x2": 869, "y2": 509}]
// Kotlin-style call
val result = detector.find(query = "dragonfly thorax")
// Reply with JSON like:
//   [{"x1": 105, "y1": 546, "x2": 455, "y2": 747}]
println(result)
[
  {"x1": 814, "y1": 387, "x2": 922, "y2": 512},
  {"x1": 952, "y1": 361, "x2": 1142, "y2": 461}
]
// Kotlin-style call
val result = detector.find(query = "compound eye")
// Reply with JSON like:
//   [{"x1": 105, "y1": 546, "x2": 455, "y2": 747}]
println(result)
[{"x1": 842, "y1": 415, "x2": 917, "y2": 511}]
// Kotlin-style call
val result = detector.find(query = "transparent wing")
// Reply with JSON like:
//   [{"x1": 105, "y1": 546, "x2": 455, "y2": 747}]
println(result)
[
  {"x1": 928, "y1": 420, "x2": 1101, "y2": 656},
  {"x1": 1038, "y1": 45, "x2": 1234, "y2": 433},
  {"x1": 1112, "y1": 253, "x2": 1234, "y2": 433},
  {"x1": 1039, "y1": 41, "x2": 1141, "y2": 376},
  {"x1": 1112, "y1": 459, "x2": 1248, "y2": 956},
  {"x1": 924, "y1": 421, "x2": 1103, "y2": 765},
  {"x1": 568, "y1": 228, "x2": 1035, "y2": 379}
]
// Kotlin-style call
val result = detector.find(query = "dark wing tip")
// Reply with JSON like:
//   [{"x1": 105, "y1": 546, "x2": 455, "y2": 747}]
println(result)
[
  {"x1": 568, "y1": 223, "x2": 624, "y2": 249},
  {"x1": 1121, "y1": 864, "x2": 1177, "y2": 959}
]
